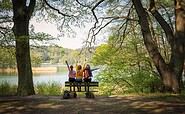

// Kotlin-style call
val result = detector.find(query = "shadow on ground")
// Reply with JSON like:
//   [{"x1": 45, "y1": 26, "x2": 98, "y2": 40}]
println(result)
[{"x1": 0, "y1": 94, "x2": 185, "y2": 114}]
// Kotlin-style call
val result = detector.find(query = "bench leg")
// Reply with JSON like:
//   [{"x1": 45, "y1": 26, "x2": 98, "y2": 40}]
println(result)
[
  {"x1": 70, "y1": 82, "x2": 72, "y2": 91},
  {"x1": 73, "y1": 83, "x2": 75, "y2": 91},
  {"x1": 84, "y1": 82, "x2": 90, "y2": 92},
  {"x1": 87, "y1": 84, "x2": 90, "y2": 92},
  {"x1": 79, "y1": 83, "x2": 81, "y2": 91},
  {"x1": 84, "y1": 82, "x2": 87, "y2": 91},
  {"x1": 77, "y1": 83, "x2": 81, "y2": 92}
]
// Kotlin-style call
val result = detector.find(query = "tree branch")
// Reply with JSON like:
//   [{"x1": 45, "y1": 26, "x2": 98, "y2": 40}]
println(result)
[
  {"x1": 119, "y1": 4, "x2": 134, "y2": 50},
  {"x1": 148, "y1": 0, "x2": 175, "y2": 45},
  {"x1": 43, "y1": 0, "x2": 71, "y2": 17},
  {"x1": 28, "y1": 0, "x2": 36, "y2": 18},
  {"x1": 132, "y1": 0, "x2": 166, "y2": 75},
  {"x1": 91, "y1": 0, "x2": 105, "y2": 27},
  {"x1": 0, "y1": 26, "x2": 10, "y2": 30},
  {"x1": 76, "y1": 0, "x2": 91, "y2": 8},
  {"x1": 101, "y1": 16, "x2": 138, "y2": 21},
  {"x1": 159, "y1": 2, "x2": 175, "y2": 32}
]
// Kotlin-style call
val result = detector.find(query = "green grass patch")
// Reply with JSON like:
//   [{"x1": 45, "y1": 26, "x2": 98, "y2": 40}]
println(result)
[
  {"x1": 0, "y1": 81, "x2": 17, "y2": 95},
  {"x1": 35, "y1": 81, "x2": 64, "y2": 95},
  {"x1": 0, "y1": 81, "x2": 64, "y2": 96}
]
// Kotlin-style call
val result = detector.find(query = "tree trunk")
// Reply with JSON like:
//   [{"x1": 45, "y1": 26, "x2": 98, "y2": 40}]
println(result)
[
  {"x1": 175, "y1": 0, "x2": 185, "y2": 91},
  {"x1": 12, "y1": 0, "x2": 36, "y2": 96},
  {"x1": 132, "y1": 0, "x2": 184, "y2": 93},
  {"x1": 161, "y1": 70, "x2": 181, "y2": 93}
]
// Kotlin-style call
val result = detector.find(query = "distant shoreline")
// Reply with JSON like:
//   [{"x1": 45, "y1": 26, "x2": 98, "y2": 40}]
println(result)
[{"x1": 0, "y1": 67, "x2": 58, "y2": 73}]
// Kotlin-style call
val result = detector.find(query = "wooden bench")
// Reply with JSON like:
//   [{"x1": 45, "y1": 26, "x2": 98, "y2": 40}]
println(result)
[{"x1": 65, "y1": 81, "x2": 99, "y2": 92}]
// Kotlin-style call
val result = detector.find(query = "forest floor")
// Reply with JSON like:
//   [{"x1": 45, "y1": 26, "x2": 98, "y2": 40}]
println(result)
[{"x1": 0, "y1": 94, "x2": 185, "y2": 114}]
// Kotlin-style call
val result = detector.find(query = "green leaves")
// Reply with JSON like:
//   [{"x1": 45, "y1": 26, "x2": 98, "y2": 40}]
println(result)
[
  {"x1": 91, "y1": 30, "x2": 162, "y2": 94},
  {"x1": 0, "y1": 0, "x2": 12, "y2": 10},
  {"x1": 0, "y1": 47, "x2": 16, "y2": 68}
]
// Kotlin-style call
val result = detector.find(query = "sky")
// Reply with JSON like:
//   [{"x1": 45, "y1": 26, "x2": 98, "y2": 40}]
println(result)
[{"x1": 30, "y1": 18, "x2": 106, "y2": 49}]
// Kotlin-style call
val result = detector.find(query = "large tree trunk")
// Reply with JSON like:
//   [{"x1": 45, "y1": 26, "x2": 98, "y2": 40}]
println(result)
[
  {"x1": 132, "y1": 0, "x2": 184, "y2": 93},
  {"x1": 176, "y1": 0, "x2": 185, "y2": 91},
  {"x1": 12, "y1": 0, "x2": 36, "y2": 96},
  {"x1": 161, "y1": 70, "x2": 181, "y2": 93}
]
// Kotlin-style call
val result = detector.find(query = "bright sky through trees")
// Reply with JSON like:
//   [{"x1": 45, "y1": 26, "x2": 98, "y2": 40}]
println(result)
[
  {"x1": 30, "y1": 18, "x2": 107, "y2": 49},
  {"x1": 30, "y1": 18, "x2": 84, "y2": 49}
]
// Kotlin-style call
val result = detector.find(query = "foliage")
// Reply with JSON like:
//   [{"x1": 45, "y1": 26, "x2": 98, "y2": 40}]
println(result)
[
  {"x1": 29, "y1": 29, "x2": 59, "y2": 46},
  {"x1": 0, "y1": 0, "x2": 13, "y2": 46},
  {"x1": 92, "y1": 32, "x2": 163, "y2": 95},
  {"x1": 35, "y1": 81, "x2": 62, "y2": 95},
  {"x1": 31, "y1": 53, "x2": 43, "y2": 67},
  {"x1": 0, "y1": 45, "x2": 92, "y2": 68},
  {"x1": 0, "y1": 0, "x2": 12, "y2": 10},
  {"x1": 0, "y1": 81, "x2": 65, "y2": 96},
  {"x1": 1, "y1": 0, "x2": 182, "y2": 95},
  {"x1": 126, "y1": 68, "x2": 162, "y2": 93},
  {"x1": 34, "y1": 0, "x2": 93, "y2": 38},
  {"x1": 0, "y1": 81, "x2": 17, "y2": 95},
  {"x1": 0, "y1": 47, "x2": 16, "y2": 68},
  {"x1": 96, "y1": 66, "x2": 162, "y2": 95},
  {"x1": 30, "y1": 46, "x2": 66, "y2": 65}
]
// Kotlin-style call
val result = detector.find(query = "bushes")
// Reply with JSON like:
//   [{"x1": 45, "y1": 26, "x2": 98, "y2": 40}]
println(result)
[
  {"x1": 35, "y1": 81, "x2": 63, "y2": 95},
  {"x1": 0, "y1": 81, "x2": 17, "y2": 95},
  {"x1": 126, "y1": 69, "x2": 162, "y2": 93},
  {"x1": 95, "y1": 67, "x2": 163, "y2": 95},
  {"x1": 0, "y1": 81, "x2": 64, "y2": 96}
]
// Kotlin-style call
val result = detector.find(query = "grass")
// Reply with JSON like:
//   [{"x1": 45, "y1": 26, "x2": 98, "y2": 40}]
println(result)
[
  {"x1": 35, "y1": 81, "x2": 63, "y2": 95},
  {"x1": 1, "y1": 81, "x2": 185, "y2": 97},
  {"x1": 0, "y1": 81, "x2": 100, "y2": 96},
  {"x1": 0, "y1": 81, "x2": 64, "y2": 96},
  {"x1": 0, "y1": 81, "x2": 17, "y2": 95}
]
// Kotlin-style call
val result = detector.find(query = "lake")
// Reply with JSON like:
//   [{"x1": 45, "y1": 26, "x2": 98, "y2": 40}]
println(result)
[
  {"x1": 0, "y1": 64, "x2": 99, "y2": 86},
  {"x1": 0, "y1": 65, "x2": 69, "y2": 86}
]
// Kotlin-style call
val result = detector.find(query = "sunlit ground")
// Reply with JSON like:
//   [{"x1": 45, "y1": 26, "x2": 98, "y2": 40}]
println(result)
[{"x1": 0, "y1": 94, "x2": 185, "y2": 114}]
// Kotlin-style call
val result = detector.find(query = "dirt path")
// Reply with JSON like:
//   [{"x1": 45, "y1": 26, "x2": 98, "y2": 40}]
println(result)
[{"x1": 0, "y1": 94, "x2": 185, "y2": 114}]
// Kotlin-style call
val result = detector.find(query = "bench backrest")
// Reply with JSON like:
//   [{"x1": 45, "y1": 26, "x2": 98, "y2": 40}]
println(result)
[{"x1": 65, "y1": 81, "x2": 99, "y2": 87}]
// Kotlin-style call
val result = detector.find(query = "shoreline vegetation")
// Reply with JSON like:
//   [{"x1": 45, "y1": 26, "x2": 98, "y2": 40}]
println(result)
[{"x1": 0, "y1": 67, "x2": 58, "y2": 73}]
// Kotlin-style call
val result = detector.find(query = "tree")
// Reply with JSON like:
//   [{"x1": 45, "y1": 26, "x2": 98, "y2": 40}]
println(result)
[
  {"x1": 12, "y1": 0, "x2": 36, "y2": 95},
  {"x1": 91, "y1": 31, "x2": 162, "y2": 94},
  {"x1": 1, "y1": 0, "x2": 86, "y2": 96},
  {"x1": 80, "y1": 0, "x2": 184, "y2": 94},
  {"x1": 2, "y1": 0, "x2": 90, "y2": 96},
  {"x1": 132, "y1": 0, "x2": 185, "y2": 93}
]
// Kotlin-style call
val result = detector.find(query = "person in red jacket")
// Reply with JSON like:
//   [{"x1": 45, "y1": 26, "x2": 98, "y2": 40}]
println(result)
[{"x1": 83, "y1": 64, "x2": 99, "y2": 82}]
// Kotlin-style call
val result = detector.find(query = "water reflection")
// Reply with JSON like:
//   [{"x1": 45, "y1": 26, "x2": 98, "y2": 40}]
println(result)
[
  {"x1": 0, "y1": 64, "x2": 99, "y2": 86},
  {"x1": 0, "y1": 66, "x2": 68, "y2": 86}
]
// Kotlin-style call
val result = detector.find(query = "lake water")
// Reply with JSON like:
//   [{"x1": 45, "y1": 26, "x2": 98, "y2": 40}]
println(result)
[
  {"x1": 0, "y1": 65, "x2": 99, "y2": 87},
  {"x1": 0, "y1": 65, "x2": 69, "y2": 86}
]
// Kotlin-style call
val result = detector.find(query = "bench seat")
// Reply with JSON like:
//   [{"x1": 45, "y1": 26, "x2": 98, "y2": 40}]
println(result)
[
  {"x1": 64, "y1": 81, "x2": 99, "y2": 92},
  {"x1": 65, "y1": 81, "x2": 99, "y2": 87}
]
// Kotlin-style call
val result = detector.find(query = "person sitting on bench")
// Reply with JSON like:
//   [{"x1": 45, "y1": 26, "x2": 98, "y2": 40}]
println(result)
[
  {"x1": 83, "y1": 64, "x2": 99, "y2": 82},
  {"x1": 83, "y1": 64, "x2": 99, "y2": 91},
  {"x1": 65, "y1": 61, "x2": 76, "y2": 91},
  {"x1": 75, "y1": 59, "x2": 86, "y2": 91}
]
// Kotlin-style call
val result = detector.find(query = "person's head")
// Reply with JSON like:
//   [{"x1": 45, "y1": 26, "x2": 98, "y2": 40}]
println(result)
[
  {"x1": 70, "y1": 65, "x2": 73, "y2": 70},
  {"x1": 85, "y1": 64, "x2": 90, "y2": 69},
  {"x1": 78, "y1": 65, "x2": 82, "y2": 70}
]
